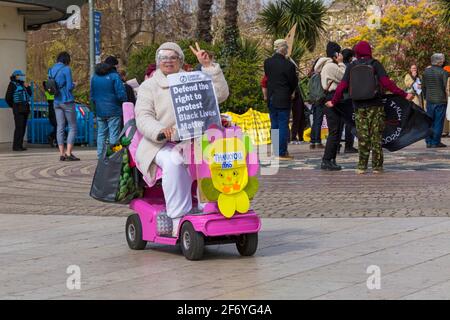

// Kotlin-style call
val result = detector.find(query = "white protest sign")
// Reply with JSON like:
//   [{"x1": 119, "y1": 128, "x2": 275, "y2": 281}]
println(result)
[{"x1": 168, "y1": 71, "x2": 222, "y2": 140}]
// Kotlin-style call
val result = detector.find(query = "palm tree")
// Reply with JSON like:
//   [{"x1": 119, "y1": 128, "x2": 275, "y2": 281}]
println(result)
[
  {"x1": 437, "y1": 0, "x2": 450, "y2": 26},
  {"x1": 223, "y1": 0, "x2": 240, "y2": 56},
  {"x1": 197, "y1": 0, "x2": 214, "y2": 43},
  {"x1": 259, "y1": 0, "x2": 327, "y2": 52}
]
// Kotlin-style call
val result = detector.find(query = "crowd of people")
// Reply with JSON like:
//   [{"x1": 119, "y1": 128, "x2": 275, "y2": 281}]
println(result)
[
  {"x1": 262, "y1": 39, "x2": 450, "y2": 174},
  {"x1": 4, "y1": 51, "x2": 137, "y2": 161},
  {"x1": 3, "y1": 38, "x2": 449, "y2": 176}
]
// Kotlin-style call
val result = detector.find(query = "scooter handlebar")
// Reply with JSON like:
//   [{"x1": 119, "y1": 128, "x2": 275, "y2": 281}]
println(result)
[{"x1": 157, "y1": 132, "x2": 166, "y2": 142}]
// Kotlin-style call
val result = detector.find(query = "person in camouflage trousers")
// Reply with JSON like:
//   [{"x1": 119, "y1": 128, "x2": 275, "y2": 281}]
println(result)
[
  {"x1": 325, "y1": 40, "x2": 414, "y2": 174},
  {"x1": 355, "y1": 106, "x2": 385, "y2": 172}
]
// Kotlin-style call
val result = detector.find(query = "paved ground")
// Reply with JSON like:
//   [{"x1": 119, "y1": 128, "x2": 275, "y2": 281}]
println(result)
[
  {"x1": 1, "y1": 139, "x2": 450, "y2": 218},
  {"x1": 1, "y1": 141, "x2": 450, "y2": 300},
  {"x1": 1, "y1": 214, "x2": 450, "y2": 300}
]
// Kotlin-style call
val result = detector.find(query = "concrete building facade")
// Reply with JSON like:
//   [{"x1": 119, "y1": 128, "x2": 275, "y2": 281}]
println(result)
[{"x1": 0, "y1": 0, "x2": 85, "y2": 143}]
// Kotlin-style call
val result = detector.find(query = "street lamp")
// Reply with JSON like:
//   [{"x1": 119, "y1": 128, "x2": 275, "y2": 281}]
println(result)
[{"x1": 89, "y1": 0, "x2": 95, "y2": 80}]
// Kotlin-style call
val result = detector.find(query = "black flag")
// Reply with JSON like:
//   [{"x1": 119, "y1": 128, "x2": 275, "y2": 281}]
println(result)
[{"x1": 335, "y1": 95, "x2": 432, "y2": 152}]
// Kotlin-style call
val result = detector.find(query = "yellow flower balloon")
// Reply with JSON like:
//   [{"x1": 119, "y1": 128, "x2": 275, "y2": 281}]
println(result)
[{"x1": 205, "y1": 137, "x2": 250, "y2": 218}]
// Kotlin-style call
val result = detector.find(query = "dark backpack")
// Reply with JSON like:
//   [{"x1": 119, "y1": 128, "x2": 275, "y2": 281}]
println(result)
[
  {"x1": 349, "y1": 59, "x2": 380, "y2": 101},
  {"x1": 308, "y1": 72, "x2": 334, "y2": 104},
  {"x1": 44, "y1": 66, "x2": 64, "y2": 96}
]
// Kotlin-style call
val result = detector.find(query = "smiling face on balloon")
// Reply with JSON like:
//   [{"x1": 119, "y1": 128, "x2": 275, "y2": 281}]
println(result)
[{"x1": 211, "y1": 166, "x2": 248, "y2": 195}]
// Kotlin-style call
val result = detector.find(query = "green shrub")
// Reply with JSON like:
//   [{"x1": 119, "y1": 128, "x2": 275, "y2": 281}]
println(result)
[
  {"x1": 127, "y1": 43, "x2": 160, "y2": 83},
  {"x1": 177, "y1": 39, "x2": 223, "y2": 66},
  {"x1": 126, "y1": 40, "x2": 266, "y2": 115},
  {"x1": 127, "y1": 40, "x2": 223, "y2": 83},
  {"x1": 221, "y1": 58, "x2": 266, "y2": 114}
]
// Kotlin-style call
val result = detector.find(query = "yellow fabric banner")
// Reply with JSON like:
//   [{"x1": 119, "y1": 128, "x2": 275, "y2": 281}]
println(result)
[{"x1": 223, "y1": 108, "x2": 272, "y2": 145}]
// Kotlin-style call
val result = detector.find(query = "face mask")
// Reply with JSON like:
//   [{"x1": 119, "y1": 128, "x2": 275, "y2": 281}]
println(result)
[{"x1": 18, "y1": 76, "x2": 26, "y2": 82}]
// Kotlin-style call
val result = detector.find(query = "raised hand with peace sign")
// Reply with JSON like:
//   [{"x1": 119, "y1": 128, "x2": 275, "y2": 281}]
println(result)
[{"x1": 189, "y1": 42, "x2": 212, "y2": 68}]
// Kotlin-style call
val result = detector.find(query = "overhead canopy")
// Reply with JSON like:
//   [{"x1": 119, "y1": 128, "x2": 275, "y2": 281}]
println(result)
[{"x1": 0, "y1": 0, "x2": 87, "y2": 30}]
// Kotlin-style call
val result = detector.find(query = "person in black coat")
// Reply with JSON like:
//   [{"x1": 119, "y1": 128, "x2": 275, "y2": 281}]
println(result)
[
  {"x1": 5, "y1": 70, "x2": 32, "y2": 151},
  {"x1": 338, "y1": 48, "x2": 358, "y2": 154},
  {"x1": 264, "y1": 39, "x2": 299, "y2": 160},
  {"x1": 290, "y1": 85, "x2": 307, "y2": 144},
  {"x1": 119, "y1": 69, "x2": 137, "y2": 106}
]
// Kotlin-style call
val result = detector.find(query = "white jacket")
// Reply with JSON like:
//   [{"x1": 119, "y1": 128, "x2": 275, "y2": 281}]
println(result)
[
  {"x1": 314, "y1": 57, "x2": 346, "y2": 91},
  {"x1": 135, "y1": 64, "x2": 229, "y2": 180}
]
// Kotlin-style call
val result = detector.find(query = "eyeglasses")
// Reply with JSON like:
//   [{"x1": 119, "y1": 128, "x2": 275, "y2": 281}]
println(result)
[{"x1": 159, "y1": 55, "x2": 180, "y2": 62}]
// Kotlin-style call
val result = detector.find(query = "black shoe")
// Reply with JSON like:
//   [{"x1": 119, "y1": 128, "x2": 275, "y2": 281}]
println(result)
[
  {"x1": 431, "y1": 143, "x2": 447, "y2": 148},
  {"x1": 344, "y1": 147, "x2": 358, "y2": 154},
  {"x1": 310, "y1": 143, "x2": 316, "y2": 150},
  {"x1": 13, "y1": 147, "x2": 26, "y2": 152},
  {"x1": 321, "y1": 159, "x2": 342, "y2": 171},
  {"x1": 331, "y1": 159, "x2": 342, "y2": 170},
  {"x1": 66, "y1": 154, "x2": 80, "y2": 161},
  {"x1": 60, "y1": 155, "x2": 67, "y2": 161},
  {"x1": 426, "y1": 144, "x2": 432, "y2": 148}
]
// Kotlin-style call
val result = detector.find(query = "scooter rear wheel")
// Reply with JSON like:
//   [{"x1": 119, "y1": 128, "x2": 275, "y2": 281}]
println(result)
[
  {"x1": 236, "y1": 233, "x2": 258, "y2": 256},
  {"x1": 180, "y1": 222, "x2": 204, "y2": 261},
  {"x1": 126, "y1": 214, "x2": 147, "y2": 250}
]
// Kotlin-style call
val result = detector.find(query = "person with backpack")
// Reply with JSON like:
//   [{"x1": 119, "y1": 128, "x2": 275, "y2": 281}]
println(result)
[
  {"x1": 326, "y1": 41, "x2": 414, "y2": 174},
  {"x1": 48, "y1": 52, "x2": 80, "y2": 161},
  {"x1": 91, "y1": 56, "x2": 128, "y2": 158},
  {"x1": 5, "y1": 70, "x2": 31, "y2": 151},
  {"x1": 264, "y1": 39, "x2": 298, "y2": 160},
  {"x1": 308, "y1": 58, "x2": 325, "y2": 150},
  {"x1": 313, "y1": 42, "x2": 347, "y2": 171}
]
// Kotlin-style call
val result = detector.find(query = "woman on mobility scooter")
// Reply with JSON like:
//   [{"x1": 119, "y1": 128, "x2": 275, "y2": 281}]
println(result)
[
  {"x1": 134, "y1": 42, "x2": 229, "y2": 237},
  {"x1": 127, "y1": 42, "x2": 261, "y2": 260}
]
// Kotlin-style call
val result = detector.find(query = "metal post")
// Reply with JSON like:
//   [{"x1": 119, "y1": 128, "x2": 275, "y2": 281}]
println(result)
[{"x1": 89, "y1": 0, "x2": 95, "y2": 80}]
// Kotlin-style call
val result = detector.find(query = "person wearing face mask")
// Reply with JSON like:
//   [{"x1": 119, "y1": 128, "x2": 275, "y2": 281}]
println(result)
[
  {"x1": 5, "y1": 70, "x2": 32, "y2": 152},
  {"x1": 134, "y1": 42, "x2": 229, "y2": 236}
]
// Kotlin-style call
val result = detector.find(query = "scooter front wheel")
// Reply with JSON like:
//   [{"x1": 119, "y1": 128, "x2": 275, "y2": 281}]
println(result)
[
  {"x1": 236, "y1": 233, "x2": 258, "y2": 256},
  {"x1": 126, "y1": 214, "x2": 147, "y2": 250},
  {"x1": 180, "y1": 222, "x2": 204, "y2": 261}
]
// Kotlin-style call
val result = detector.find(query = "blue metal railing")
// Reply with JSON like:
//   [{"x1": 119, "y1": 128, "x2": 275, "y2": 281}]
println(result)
[{"x1": 27, "y1": 82, "x2": 96, "y2": 146}]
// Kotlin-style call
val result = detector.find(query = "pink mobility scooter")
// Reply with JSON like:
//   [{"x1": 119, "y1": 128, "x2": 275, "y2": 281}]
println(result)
[{"x1": 122, "y1": 103, "x2": 262, "y2": 260}]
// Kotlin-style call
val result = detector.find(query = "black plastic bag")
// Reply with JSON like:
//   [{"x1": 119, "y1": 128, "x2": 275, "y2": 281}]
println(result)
[
  {"x1": 90, "y1": 119, "x2": 140, "y2": 203},
  {"x1": 90, "y1": 146, "x2": 125, "y2": 203}
]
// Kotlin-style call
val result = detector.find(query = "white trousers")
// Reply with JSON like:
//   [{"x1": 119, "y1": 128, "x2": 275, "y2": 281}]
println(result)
[{"x1": 154, "y1": 144, "x2": 192, "y2": 219}]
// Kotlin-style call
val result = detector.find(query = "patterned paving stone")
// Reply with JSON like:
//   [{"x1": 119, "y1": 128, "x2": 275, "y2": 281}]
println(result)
[{"x1": 1, "y1": 138, "x2": 450, "y2": 218}]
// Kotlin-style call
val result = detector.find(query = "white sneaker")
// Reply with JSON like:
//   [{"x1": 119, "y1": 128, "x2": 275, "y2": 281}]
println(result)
[{"x1": 172, "y1": 218, "x2": 181, "y2": 237}]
